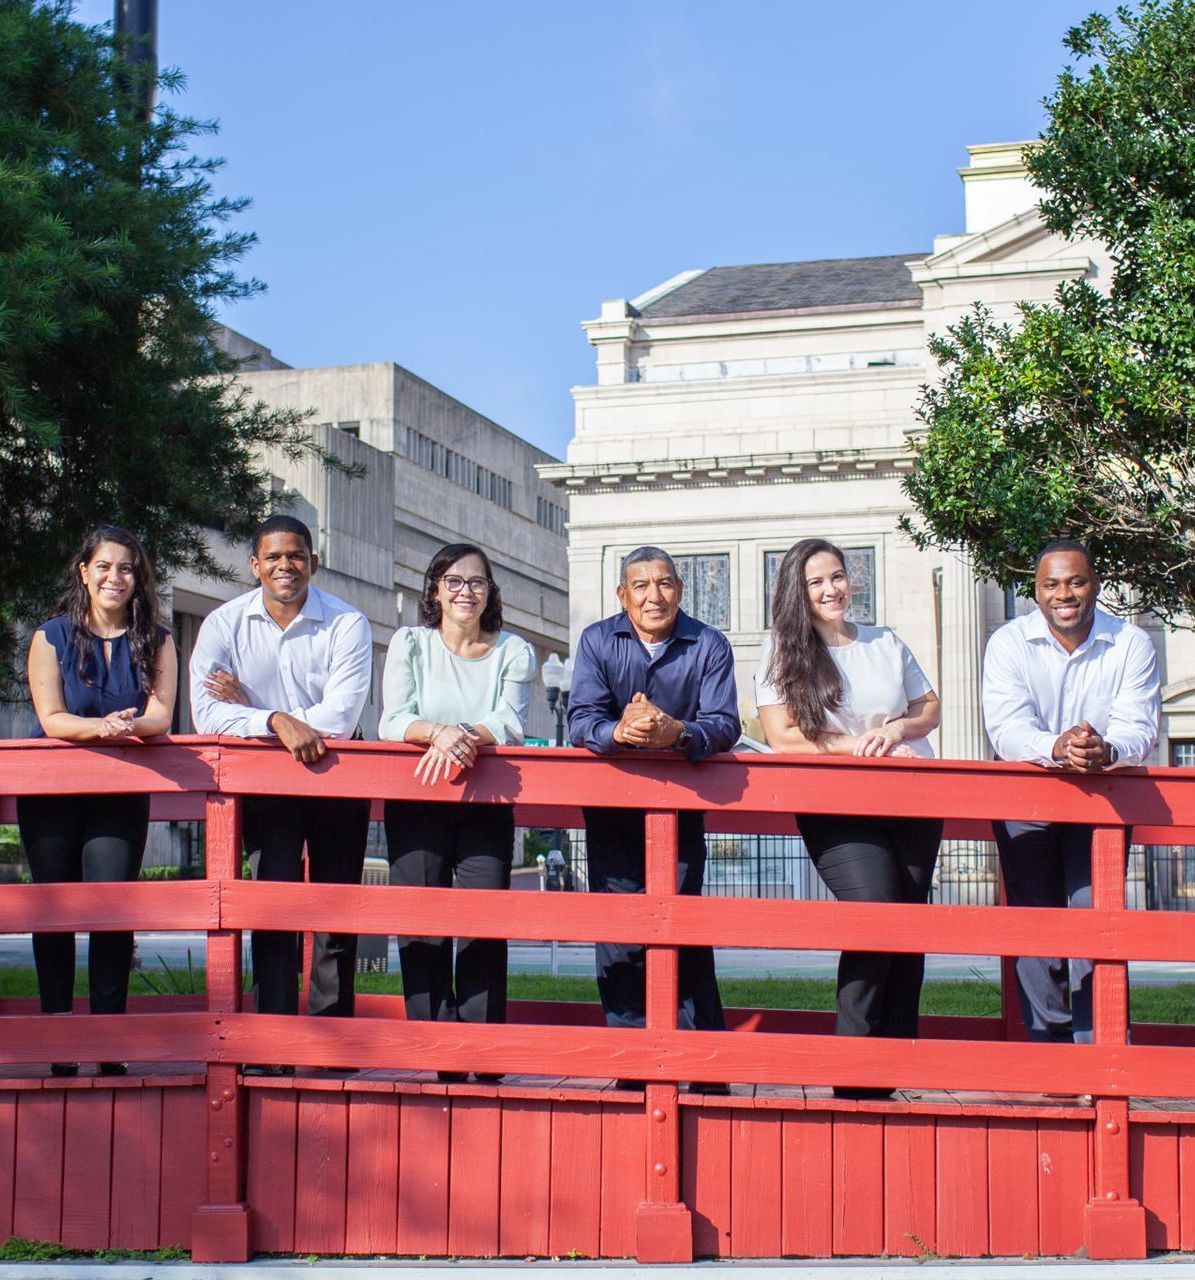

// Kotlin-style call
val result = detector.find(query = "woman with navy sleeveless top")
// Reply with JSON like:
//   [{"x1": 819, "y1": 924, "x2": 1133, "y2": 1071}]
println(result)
[{"x1": 17, "y1": 526, "x2": 177, "y2": 1076}]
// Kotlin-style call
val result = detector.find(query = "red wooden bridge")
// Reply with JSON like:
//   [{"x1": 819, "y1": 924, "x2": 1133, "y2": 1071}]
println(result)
[{"x1": 1, "y1": 736, "x2": 1194, "y2": 1263}]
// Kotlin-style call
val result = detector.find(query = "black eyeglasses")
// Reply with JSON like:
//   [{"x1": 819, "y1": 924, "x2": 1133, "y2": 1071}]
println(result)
[{"x1": 441, "y1": 575, "x2": 490, "y2": 596}]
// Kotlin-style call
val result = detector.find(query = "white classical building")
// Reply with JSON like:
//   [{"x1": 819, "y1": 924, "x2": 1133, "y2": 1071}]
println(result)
[{"x1": 541, "y1": 143, "x2": 1195, "y2": 766}]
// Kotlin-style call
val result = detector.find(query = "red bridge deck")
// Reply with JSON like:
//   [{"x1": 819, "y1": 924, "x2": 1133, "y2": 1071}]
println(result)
[{"x1": 0, "y1": 737, "x2": 1193, "y2": 1262}]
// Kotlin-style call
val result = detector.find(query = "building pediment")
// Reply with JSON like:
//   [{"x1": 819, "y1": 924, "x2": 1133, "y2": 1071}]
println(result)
[{"x1": 910, "y1": 207, "x2": 1093, "y2": 287}]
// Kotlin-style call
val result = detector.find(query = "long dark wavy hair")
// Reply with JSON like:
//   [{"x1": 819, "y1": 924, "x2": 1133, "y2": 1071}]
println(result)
[
  {"x1": 55, "y1": 526, "x2": 164, "y2": 695},
  {"x1": 419, "y1": 542, "x2": 504, "y2": 632},
  {"x1": 765, "y1": 538, "x2": 849, "y2": 738}
]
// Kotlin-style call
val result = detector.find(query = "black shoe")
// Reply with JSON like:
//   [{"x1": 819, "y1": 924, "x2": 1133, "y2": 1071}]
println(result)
[
  {"x1": 98, "y1": 1061, "x2": 128, "y2": 1076},
  {"x1": 833, "y1": 1085, "x2": 893, "y2": 1100},
  {"x1": 241, "y1": 1063, "x2": 295, "y2": 1077},
  {"x1": 437, "y1": 1070, "x2": 468, "y2": 1083},
  {"x1": 471, "y1": 1072, "x2": 503, "y2": 1083},
  {"x1": 50, "y1": 1062, "x2": 79, "y2": 1078},
  {"x1": 689, "y1": 1080, "x2": 730, "y2": 1095}
]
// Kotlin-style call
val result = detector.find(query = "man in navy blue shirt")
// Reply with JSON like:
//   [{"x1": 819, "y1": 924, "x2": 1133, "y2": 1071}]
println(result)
[{"x1": 567, "y1": 546, "x2": 740, "y2": 1066}]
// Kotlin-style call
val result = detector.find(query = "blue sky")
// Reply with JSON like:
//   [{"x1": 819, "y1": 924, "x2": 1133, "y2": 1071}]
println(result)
[{"x1": 74, "y1": 0, "x2": 1101, "y2": 458}]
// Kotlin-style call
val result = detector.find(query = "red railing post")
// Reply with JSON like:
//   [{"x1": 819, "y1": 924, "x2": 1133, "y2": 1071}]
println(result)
[
  {"x1": 1084, "y1": 823, "x2": 1145, "y2": 1259},
  {"x1": 636, "y1": 809, "x2": 693, "y2": 1263},
  {"x1": 191, "y1": 790, "x2": 251, "y2": 1263}
]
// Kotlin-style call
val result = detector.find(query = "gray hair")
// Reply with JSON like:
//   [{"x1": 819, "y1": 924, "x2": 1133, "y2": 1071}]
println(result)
[{"x1": 620, "y1": 545, "x2": 678, "y2": 584}]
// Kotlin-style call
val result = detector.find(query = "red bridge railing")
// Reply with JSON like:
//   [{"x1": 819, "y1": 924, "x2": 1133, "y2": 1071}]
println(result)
[{"x1": 1, "y1": 736, "x2": 1194, "y2": 1261}]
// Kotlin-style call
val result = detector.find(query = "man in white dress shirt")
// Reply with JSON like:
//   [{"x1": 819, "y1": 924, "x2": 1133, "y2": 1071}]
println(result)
[
  {"x1": 190, "y1": 515, "x2": 373, "y2": 1063},
  {"x1": 982, "y1": 540, "x2": 1160, "y2": 1043}
]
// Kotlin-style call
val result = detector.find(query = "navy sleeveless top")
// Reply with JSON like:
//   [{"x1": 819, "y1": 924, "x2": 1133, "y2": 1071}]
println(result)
[{"x1": 30, "y1": 614, "x2": 159, "y2": 738}]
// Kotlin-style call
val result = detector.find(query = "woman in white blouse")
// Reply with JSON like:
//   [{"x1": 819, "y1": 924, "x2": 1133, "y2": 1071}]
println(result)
[
  {"x1": 379, "y1": 543, "x2": 535, "y2": 1079},
  {"x1": 755, "y1": 539, "x2": 942, "y2": 1095}
]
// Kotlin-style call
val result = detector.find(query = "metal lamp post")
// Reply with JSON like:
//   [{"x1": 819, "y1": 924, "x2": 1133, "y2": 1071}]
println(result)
[{"x1": 541, "y1": 653, "x2": 573, "y2": 748}]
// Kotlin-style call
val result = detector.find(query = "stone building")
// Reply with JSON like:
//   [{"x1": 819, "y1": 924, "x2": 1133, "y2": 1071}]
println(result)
[{"x1": 541, "y1": 143, "x2": 1195, "y2": 768}]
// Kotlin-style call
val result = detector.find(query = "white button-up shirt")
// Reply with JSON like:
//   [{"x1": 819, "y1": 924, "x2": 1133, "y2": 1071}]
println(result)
[
  {"x1": 981, "y1": 606, "x2": 1160, "y2": 767},
  {"x1": 189, "y1": 585, "x2": 372, "y2": 739}
]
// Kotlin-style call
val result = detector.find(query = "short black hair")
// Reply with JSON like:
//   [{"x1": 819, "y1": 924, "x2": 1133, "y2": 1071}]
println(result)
[
  {"x1": 1034, "y1": 539, "x2": 1095, "y2": 575},
  {"x1": 253, "y1": 514, "x2": 314, "y2": 555},
  {"x1": 620, "y1": 545, "x2": 678, "y2": 584}
]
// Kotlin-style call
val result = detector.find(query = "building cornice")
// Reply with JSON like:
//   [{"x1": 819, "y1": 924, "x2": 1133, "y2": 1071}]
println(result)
[{"x1": 537, "y1": 442, "x2": 917, "y2": 494}]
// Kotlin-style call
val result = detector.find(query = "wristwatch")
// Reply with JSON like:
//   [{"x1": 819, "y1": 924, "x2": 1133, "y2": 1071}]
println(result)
[
  {"x1": 1106, "y1": 742, "x2": 1119, "y2": 767},
  {"x1": 675, "y1": 724, "x2": 694, "y2": 751}
]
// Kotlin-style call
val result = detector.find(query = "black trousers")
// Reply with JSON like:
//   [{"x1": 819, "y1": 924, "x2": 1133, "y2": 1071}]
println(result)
[
  {"x1": 384, "y1": 800, "x2": 513, "y2": 1024},
  {"x1": 994, "y1": 821, "x2": 1094, "y2": 1043},
  {"x1": 241, "y1": 794, "x2": 371, "y2": 1017},
  {"x1": 582, "y1": 807, "x2": 725, "y2": 1031},
  {"x1": 17, "y1": 792, "x2": 149, "y2": 1015},
  {"x1": 799, "y1": 814, "x2": 942, "y2": 1038}
]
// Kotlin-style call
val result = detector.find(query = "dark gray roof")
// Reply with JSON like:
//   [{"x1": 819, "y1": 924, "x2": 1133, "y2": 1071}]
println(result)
[{"x1": 636, "y1": 254, "x2": 927, "y2": 319}]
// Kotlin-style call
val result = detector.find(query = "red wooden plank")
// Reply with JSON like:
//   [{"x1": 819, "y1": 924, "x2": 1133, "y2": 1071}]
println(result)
[
  {"x1": 0, "y1": 1091, "x2": 16, "y2": 1241},
  {"x1": 936, "y1": 1118, "x2": 988, "y2": 1256},
  {"x1": 110, "y1": 1086, "x2": 163, "y2": 1249},
  {"x1": 447, "y1": 1096, "x2": 501, "y2": 1257},
  {"x1": 1038, "y1": 1122, "x2": 1089, "y2": 1256},
  {"x1": 683, "y1": 1107, "x2": 730, "y2": 1258},
  {"x1": 60, "y1": 1090, "x2": 113, "y2": 1250},
  {"x1": 831, "y1": 1113, "x2": 884, "y2": 1256},
  {"x1": 781, "y1": 1110, "x2": 832, "y2": 1257},
  {"x1": 884, "y1": 1114, "x2": 936, "y2": 1258},
  {"x1": 730, "y1": 1111, "x2": 782, "y2": 1257},
  {"x1": 547, "y1": 1101, "x2": 602, "y2": 1259},
  {"x1": 159, "y1": 1086, "x2": 207, "y2": 1249},
  {"x1": 988, "y1": 1118, "x2": 1039, "y2": 1256},
  {"x1": 1130, "y1": 1122, "x2": 1179, "y2": 1251},
  {"x1": 599, "y1": 1103, "x2": 643, "y2": 1260},
  {"x1": 1179, "y1": 1125, "x2": 1195, "y2": 1252},
  {"x1": 344, "y1": 1093, "x2": 399, "y2": 1255},
  {"x1": 396, "y1": 1093, "x2": 450, "y2": 1256},
  {"x1": 498, "y1": 1099, "x2": 552, "y2": 1257},
  {"x1": 294, "y1": 1092, "x2": 348, "y2": 1255},
  {"x1": 246, "y1": 1088, "x2": 297, "y2": 1253},
  {"x1": 13, "y1": 1091, "x2": 64, "y2": 1242}
]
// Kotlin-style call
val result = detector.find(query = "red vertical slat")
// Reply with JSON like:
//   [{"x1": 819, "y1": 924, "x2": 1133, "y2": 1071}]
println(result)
[
  {"x1": 344, "y1": 1092, "x2": 399, "y2": 1255},
  {"x1": 396, "y1": 1093, "x2": 450, "y2": 1256},
  {"x1": 548, "y1": 1101, "x2": 602, "y2": 1258},
  {"x1": 599, "y1": 1103, "x2": 644, "y2": 1259},
  {"x1": 782, "y1": 1110, "x2": 833, "y2": 1258},
  {"x1": 1038, "y1": 1121, "x2": 1089, "y2": 1255},
  {"x1": 246, "y1": 1088, "x2": 298, "y2": 1253},
  {"x1": 682, "y1": 1107, "x2": 731, "y2": 1258},
  {"x1": 884, "y1": 1114, "x2": 936, "y2": 1258},
  {"x1": 448, "y1": 1096, "x2": 501, "y2": 1257},
  {"x1": 14, "y1": 1091, "x2": 65, "y2": 1242},
  {"x1": 159, "y1": 1087, "x2": 207, "y2": 1249},
  {"x1": 987, "y1": 1118, "x2": 1039, "y2": 1256},
  {"x1": 1179, "y1": 1125, "x2": 1195, "y2": 1252},
  {"x1": 293, "y1": 1092, "x2": 348, "y2": 1255},
  {"x1": 831, "y1": 1113, "x2": 884, "y2": 1256},
  {"x1": 730, "y1": 1111, "x2": 782, "y2": 1257},
  {"x1": 1130, "y1": 1122, "x2": 1180, "y2": 1251},
  {"x1": 61, "y1": 1090, "x2": 113, "y2": 1250},
  {"x1": 110, "y1": 1086, "x2": 163, "y2": 1249},
  {"x1": 0, "y1": 1090, "x2": 18, "y2": 1241},
  {"x1": 498, "y1": 1098, "x2": 552, "y2": 1257},
  {"x1": 936, "y1": 1118, "x2": 989, "y2": 1256}
]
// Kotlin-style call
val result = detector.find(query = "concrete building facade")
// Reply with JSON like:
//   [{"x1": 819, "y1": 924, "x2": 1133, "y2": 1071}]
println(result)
[{"x1": 542, "y1": 143, "x2": 1195, "y2": 767}]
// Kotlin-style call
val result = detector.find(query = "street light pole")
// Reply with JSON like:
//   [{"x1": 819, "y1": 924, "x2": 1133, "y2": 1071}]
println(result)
[{"x1": 115, "y1": 0, "x2": 158, "y2": 123}]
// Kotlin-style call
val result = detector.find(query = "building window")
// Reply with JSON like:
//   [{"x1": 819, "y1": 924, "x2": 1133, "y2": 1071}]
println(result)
[
  {"x1": 536, "y1": 496, "x2": 565, "y2": 536},
  {"x1": 764, "y1": 546, "x2": 876, "y2": 628},
  {"x1": 1172, "y1": 740, "x2": 1195, "y2": 768},
  {"x1": 674, "y1": 553, "x2": 731, "y2": 630},
  {"x1": 401, "y1": 426, "x2": 514, "y2": 511}
]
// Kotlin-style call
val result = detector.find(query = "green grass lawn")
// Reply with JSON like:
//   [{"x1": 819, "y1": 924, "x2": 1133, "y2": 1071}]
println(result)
[{"x1": 1, "y1": 965, "x2": 1185, "y2": 1023}]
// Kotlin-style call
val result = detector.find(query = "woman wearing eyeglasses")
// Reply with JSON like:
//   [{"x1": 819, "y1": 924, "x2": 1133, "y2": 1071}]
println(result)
[{"x1": 379, "y1": 543, "x2": 535, "y2": 1079}]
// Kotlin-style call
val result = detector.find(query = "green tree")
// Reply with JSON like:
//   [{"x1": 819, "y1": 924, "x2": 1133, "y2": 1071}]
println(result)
[
  {"x1": 0, "y1": 0, "x2": 340, "y2": 679},
  {"x1": 901, "y1": 0, "x2": 1195, "y2": 626}
]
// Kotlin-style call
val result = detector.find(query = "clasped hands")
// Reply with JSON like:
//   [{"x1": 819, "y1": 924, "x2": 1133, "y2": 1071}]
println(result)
[
  {"x1": 611, "y1": 691, "x2": 684, "y2": 749},
  {"x1": 205, "y1": 666, "x2": 327, "y2": 764},
  {"x1": 416, "y1": 723, "x2": 482, "y2": 786},
  {"x1": 853, "y1": 721, "x2": 918, "y2": 758},
  {"x1": 1052, "y1": 721, "x2": 1114, "y2": 773},
  {"x1": 94, "y1": 708, "x2": 138, "y2": 739}
]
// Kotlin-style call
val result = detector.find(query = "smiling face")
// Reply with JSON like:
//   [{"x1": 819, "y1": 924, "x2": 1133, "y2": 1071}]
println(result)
[
  {"x1": 803, "y1": 550, "x2": 850, "y2": 628},
  {"x1": 1035, "y1": 549, "x2": 1098, "y2": 651},
  {"x1": 435, "y1": 553, "x2": 491, "y2": 630},
  {"x1": 617, "y1": 559, "x2": 682, "y2": 643},
  {"x1": 80, "y1": 540, "x2": 136, "y2": 619},
  {"x1": 251, "y1": 531, "x2": 316, "y2": 610}
]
